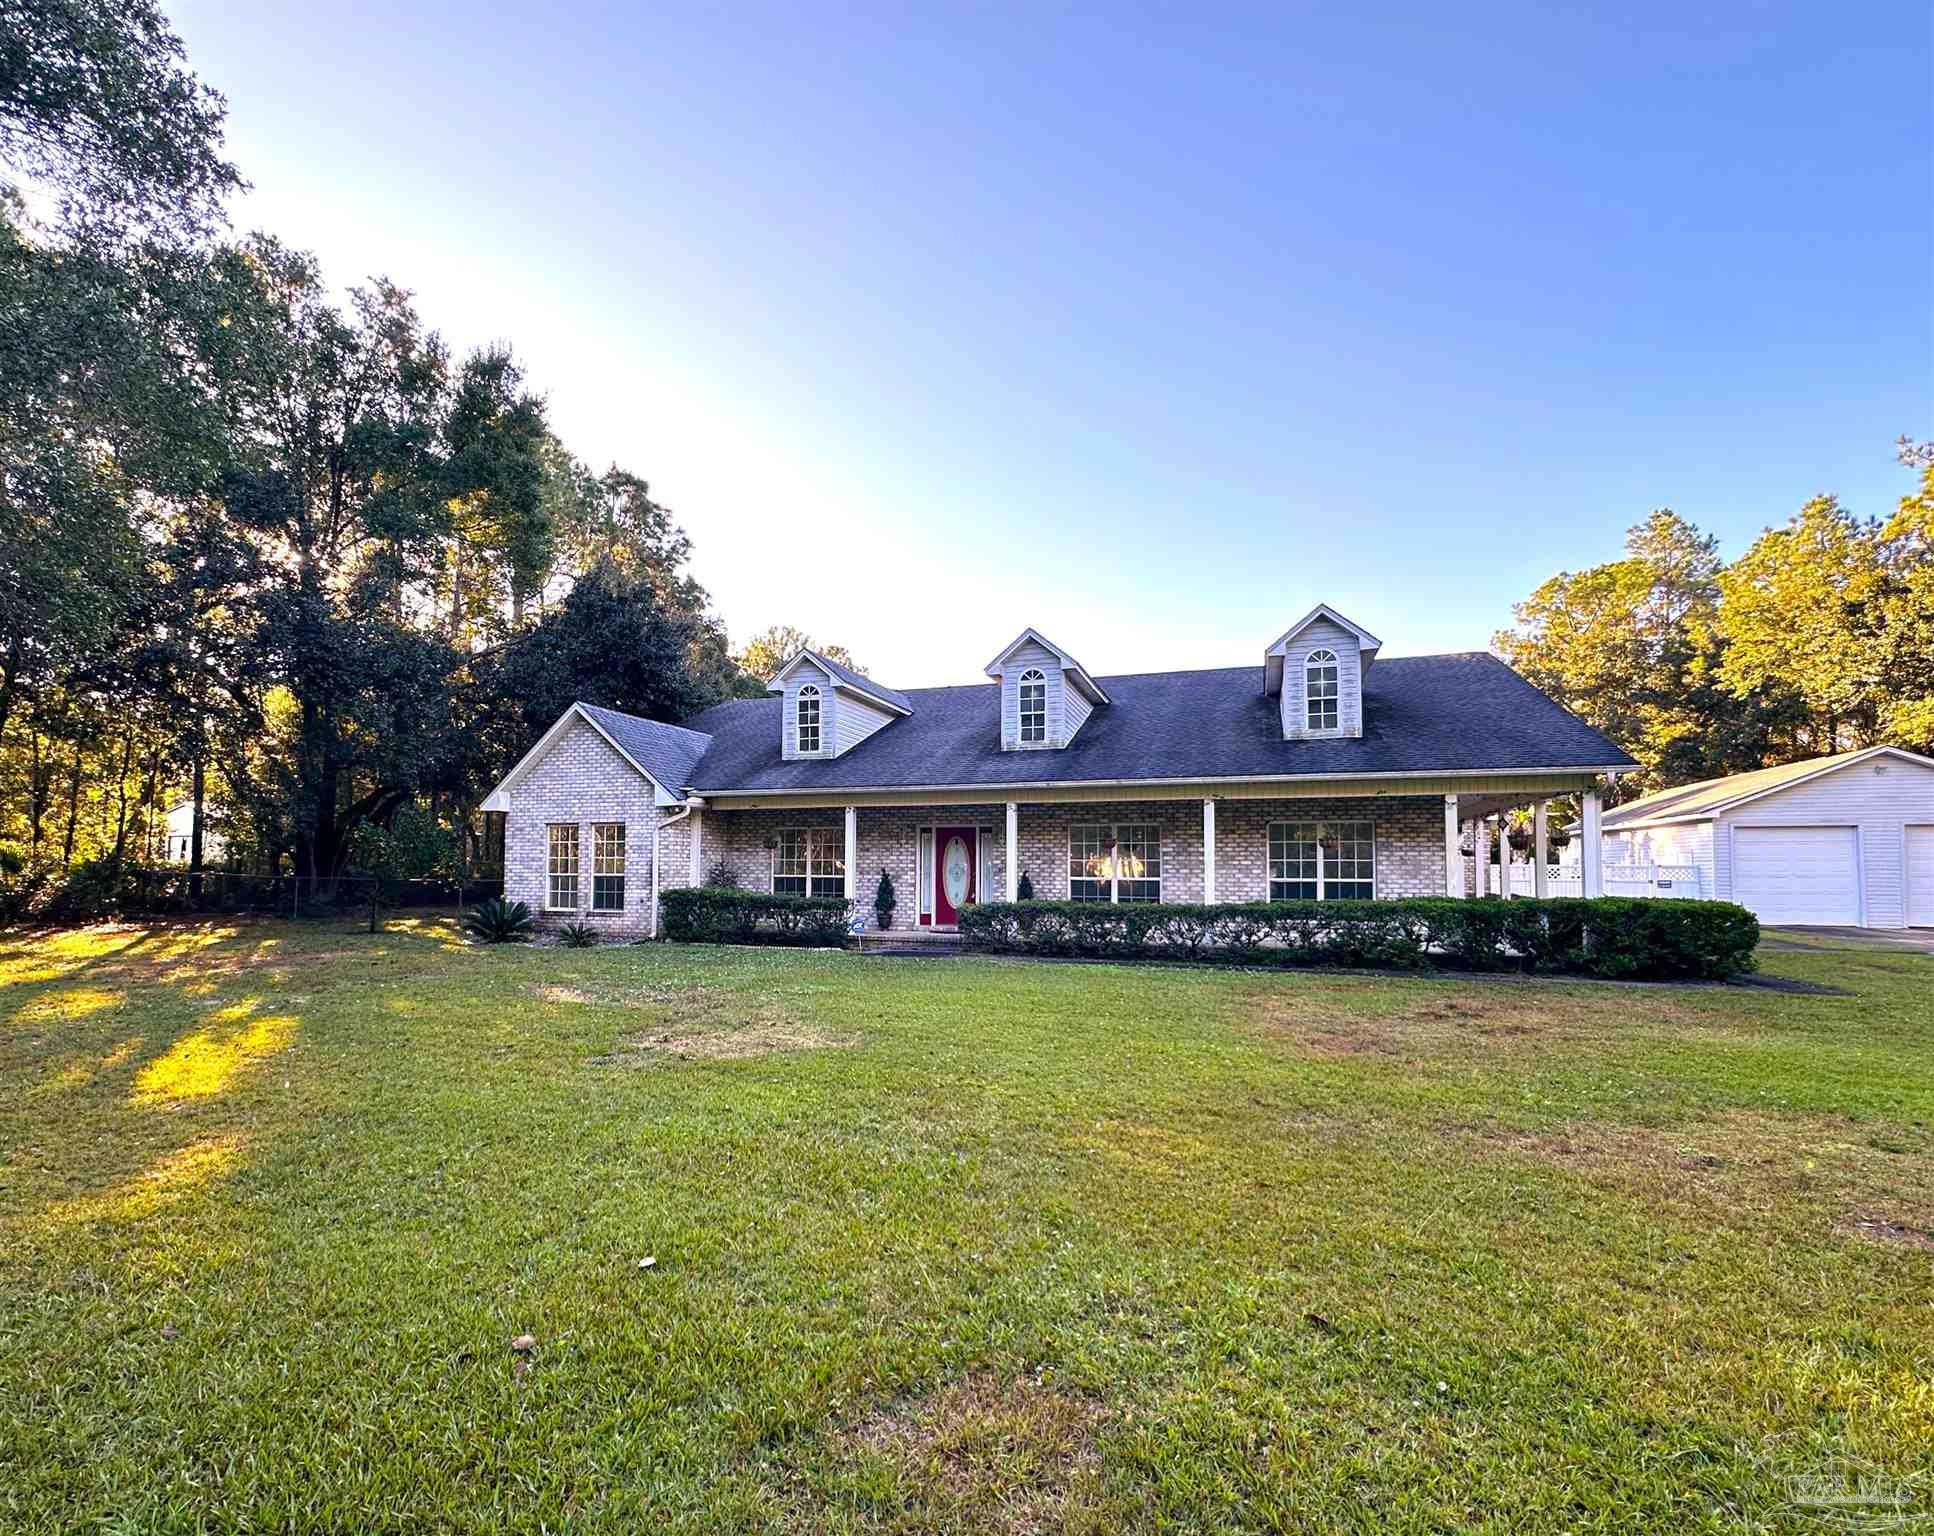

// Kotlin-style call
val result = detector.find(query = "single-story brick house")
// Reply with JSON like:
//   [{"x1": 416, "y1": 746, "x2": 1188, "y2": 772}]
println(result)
[{"x1": 482, "y1": 605, "x2": 1637, "y2": 938}]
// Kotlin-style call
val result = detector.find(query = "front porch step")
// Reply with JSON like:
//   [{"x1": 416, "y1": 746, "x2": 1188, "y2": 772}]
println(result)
[{"x1": 858, "y1": 929, "x2": 964, "y2": 957}]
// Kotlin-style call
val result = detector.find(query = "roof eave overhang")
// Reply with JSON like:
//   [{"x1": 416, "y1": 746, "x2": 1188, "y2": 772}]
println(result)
[
  {"x1": 1263, "y1": 603, "x2": 1385, "y2": 658},
  {"x1": 766, "y1": 649, "x2": 910, "y2": 716},
  {"x1": 690, "y1": 764, "x2": 1626, "y2": 802},
  {"x1": 481, "y1": 702, "x2": 680, "y2": 812},
  {"x1": 1605, "y1": 746, "x2": 1934, "y2": 827}
]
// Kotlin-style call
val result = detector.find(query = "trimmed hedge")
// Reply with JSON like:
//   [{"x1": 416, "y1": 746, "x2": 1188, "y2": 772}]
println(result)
[
  {"x1": 957, "y1": 897, "x2": 1758, "y2": 981},
  {"x1": 661, "y1": 887, "x2": 852, "y2": 947}
]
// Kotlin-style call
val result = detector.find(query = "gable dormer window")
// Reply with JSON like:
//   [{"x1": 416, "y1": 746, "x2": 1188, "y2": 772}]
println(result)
[
  {"x1": 1018, "y1": 669, "x2": 1047, "y2": 744},
  {"x1": 796, "y1": 685, "x2": 822, "y2": 754},
  {"x1": 1306, "y1": 650, "x2": 1339, "y2": 731}
]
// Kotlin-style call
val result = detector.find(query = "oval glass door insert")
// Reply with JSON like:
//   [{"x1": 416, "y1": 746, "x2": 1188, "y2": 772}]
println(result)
[{"x1": 942, "y1": 836, "x2": 971, "y2": 907}]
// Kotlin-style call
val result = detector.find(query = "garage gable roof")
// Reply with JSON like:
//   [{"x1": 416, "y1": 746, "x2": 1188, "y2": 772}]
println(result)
[{"x1": 1603, "y1": 747, "x2": 1934, "y2": 829}]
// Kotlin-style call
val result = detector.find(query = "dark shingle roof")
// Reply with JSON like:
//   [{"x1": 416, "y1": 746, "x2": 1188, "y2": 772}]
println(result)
[
  {"x1": 578, "y1": 703, "x2": 713, "y2": 793},
  {"x1": 676, "y1": 653, "x2": 1634, "y2": 793}
]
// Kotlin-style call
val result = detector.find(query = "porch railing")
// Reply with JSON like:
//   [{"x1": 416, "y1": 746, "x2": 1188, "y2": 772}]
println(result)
[{"x1": 1506, "y1": 862, "x2": 1705, "y2": 899}]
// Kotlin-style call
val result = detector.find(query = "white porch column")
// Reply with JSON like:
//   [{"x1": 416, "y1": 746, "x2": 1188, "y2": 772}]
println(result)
[
  {"x1": 1005, "y1": 801, "x2": 1019, "y2": 902},
  {"x1": 1497, "y1": 815, "x2": 1511, "y2": 899},
  {"x1": 688, "y1": 805, "x2": 704, "y2": 886},
  {"x1": 1474, "y1": 816, "x2": 1488, "y2": 897},
  {"x1": 844, "y1": 805, "x2": 858, "y2": 904},
  {"x1": 1202, "y1": 798, "x2": 1217, "y2": 905},
  {"x1": 1443, "y1": 795, "x2": 1462, "y2": 897},
  {"x1": 1533, "y1": 800, "x2": 1550, "y2": 898},
  {"x1": 1581, "y1": 788, "x2": 1604, "y2": 897}
]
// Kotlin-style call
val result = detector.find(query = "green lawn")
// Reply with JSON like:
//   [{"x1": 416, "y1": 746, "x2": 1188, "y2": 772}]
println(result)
[{"x1": 2, "y1": 918, "x2": 1930, "y2": 1533}]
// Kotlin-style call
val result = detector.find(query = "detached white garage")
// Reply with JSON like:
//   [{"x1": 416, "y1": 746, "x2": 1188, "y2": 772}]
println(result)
[{"x1": 1602, "y1": 747, "x2": 1934, "y2": 930}]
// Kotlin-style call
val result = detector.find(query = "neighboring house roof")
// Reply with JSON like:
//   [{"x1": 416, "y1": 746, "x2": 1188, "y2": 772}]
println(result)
[
  {"x1": 983, "y1": 628, "x2": 1112, "y2": 705},
  {"x1": 1602, "y1": 746, "x2": 1934, "y2": 829},
  {"x1": 680, "y1": 652, "x2": 1634, "y2": 794},
  {"x1": 766, "y1": 649, "x2": 913, "y2": 715}
]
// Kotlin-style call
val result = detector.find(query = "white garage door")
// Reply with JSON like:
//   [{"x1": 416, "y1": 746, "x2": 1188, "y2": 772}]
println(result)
[
  {"x1": 1908, "y1": 826, "x2": 1934, "y2": 928},
  {"x1": 1733, "y1": 826, "x2": 1860, "y2": 926}
]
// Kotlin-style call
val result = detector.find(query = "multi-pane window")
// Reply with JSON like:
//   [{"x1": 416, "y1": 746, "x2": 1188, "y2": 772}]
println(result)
[
  {"x1": 1306, "y1": 649, "x2": 1340, "y2": 731},
  {"x1": 1269, "y1": 821, "x2": 1375, "y2": 901},
  {"x1": 1069, "y1": 822, "x2": 1162, "y2": 903},
  {"x1": 796, "y1": 685, "x2": 822, "y2": 753},
  {"x1": 547, "y1": 823, "x2": 580, "y2": 910},
  {"x1": 773, "y1": 826, "x2": 846, "y2": 897},
  {"x1": 1018, "y1": 668, "x2": 1047, "y2": 744},
  {"x1": 592, "y1": 823, "x2": 626, "y2": 911}
]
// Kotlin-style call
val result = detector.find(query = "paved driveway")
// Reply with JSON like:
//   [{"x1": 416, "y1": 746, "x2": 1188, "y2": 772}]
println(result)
[{"x1": 1762, "y1": 925, "x2": 1934, "y2": 953}]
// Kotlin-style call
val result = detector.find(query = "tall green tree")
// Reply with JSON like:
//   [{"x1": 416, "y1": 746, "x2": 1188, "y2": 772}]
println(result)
[
  {"x1": 1715, "y1": 496, "x2": 1893, "y2": 755},
  {"x1": 735, "y1": 625, "x2": 861, "y2": 684},
  {"x1": 1495, "y1": 510, "x2": 1791, "y2": 795}
]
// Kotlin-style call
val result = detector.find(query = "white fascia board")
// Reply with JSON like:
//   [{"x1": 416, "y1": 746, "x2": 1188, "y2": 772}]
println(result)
[
  {"x1": 481, "y1": 702, "x2": 674, "y2": 812},
  {"x1": 766, "y1": 650, "x2": 910, "y2": 716},
  {"x1": 982, "y1": 627, "x2": 1112, "y2": 705},
  {"x1": 1264, "y1": 603, "x2": 1384, "y2": 657},
  {"x1": 693, "y1": 764, "x2": 1625, "y2": 800}
]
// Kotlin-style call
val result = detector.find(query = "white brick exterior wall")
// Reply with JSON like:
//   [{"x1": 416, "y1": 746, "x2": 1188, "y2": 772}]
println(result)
[
  {"x1": 683, "y1": 794, "x2": 1446, "y2": 921},
  {"x1": 504, "y1": 715, "x2": 687, "y2": 939},
  {"x1": 503, "y1": 720, "x2": 1452, "y2": 936}
]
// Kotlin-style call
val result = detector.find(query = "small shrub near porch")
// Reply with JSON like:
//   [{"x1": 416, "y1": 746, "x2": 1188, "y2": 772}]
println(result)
[
  {"x1": 661, "y1": 887, "x2": 852, "y2": 947},
  {"x1": 958, "y1": 897, "x2": 1759, "y2": 981}
]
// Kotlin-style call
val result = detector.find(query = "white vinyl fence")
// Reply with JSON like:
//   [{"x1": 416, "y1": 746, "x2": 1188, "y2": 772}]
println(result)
[{"x1": 1507, "y1": 862, "x2": 1705, "y2": 900}]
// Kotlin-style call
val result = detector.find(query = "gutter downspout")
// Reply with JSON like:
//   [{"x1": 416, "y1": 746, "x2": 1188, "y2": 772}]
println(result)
[{"x1": 653, "y1": 797, "x2": 700, "y2": 938}]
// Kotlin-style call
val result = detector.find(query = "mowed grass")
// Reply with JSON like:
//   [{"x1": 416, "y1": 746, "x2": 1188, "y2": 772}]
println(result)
[{"x1": 1, "y1": 919, "x2": 1931, "y2": 1533}]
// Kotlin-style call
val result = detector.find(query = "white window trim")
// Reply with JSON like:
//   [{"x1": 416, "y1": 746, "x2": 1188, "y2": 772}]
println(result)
[
  {"x1": 1305, "y1": 649, "x2": 1340, "y2": 733},
  {"x1": 1018, "y1": 668, "x2": 1048, "y2": 745},
  {"x1": 796, "y1": 684, "x2": 823, "y2": 755},
  {"x1": 770, "y1": 824, "x2": 847, "y2": 897},
  {"x1": 546, "y1": 822, "x2": 581, "y2": 911},
  {"x1": 1267, "y1": 819, "x2": 1376, "y2": 901},
  {"x1": 1069, "y1": 820, "x2": 1163, "y2": 904}
]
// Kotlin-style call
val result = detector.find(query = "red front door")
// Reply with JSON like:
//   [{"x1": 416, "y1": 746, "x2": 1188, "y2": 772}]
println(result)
[{"x1": 934, "y1": 826, "x2": 977, "y2": 927}]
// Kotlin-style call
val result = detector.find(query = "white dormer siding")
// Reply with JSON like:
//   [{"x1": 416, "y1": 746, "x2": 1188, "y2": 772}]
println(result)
[
  {"x1": 1280, "y1": 617, "x2": 1363, "y2": 739},
  {"x1": 984, "y1": 628, "x2": 1109, "y2": 752},
  {"x1": 835, "y1": 692, "x2": 897, "y2": 754},
  {"x1": 1263, "y1": 607, "x2": 1381, "y2": 742},
  {"x1": 1000, "y1": 640, "x2": 1069, "y2": 749},
  {"x1": 772, "y1": 652, "x2": 908, "y2": 760},
  {"x1": 782, "y1": 661, "x2": 835, "y2": 760}
]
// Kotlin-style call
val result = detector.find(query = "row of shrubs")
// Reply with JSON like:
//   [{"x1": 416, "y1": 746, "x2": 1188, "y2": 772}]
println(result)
[
  {"x1": 659, "y1": 887, "x2": 855, "y2": 947},
  {"x1": 957, "y1": 896, "x2": 1759, "y2": 980}
]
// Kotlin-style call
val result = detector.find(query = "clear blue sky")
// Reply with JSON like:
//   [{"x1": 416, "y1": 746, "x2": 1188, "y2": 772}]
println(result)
[{"x1": 173, "y1": 2, "x2": 1931, "y2": 685}]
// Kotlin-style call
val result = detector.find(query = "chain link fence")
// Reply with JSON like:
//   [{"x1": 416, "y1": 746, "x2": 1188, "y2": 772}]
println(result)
[{"x1": 123, "y1": 870, "x2": 505, "y2": 931}]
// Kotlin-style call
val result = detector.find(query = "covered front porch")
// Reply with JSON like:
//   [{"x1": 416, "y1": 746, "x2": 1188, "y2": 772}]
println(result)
[{"x1": 677, "y1": 774, "x2": 1612, "y2": 933}]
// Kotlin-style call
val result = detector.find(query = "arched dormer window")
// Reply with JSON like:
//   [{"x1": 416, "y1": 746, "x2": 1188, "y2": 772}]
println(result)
[
  {"x1": 796, "y1": 684, "x2": 822, "y2": 753},
  {"x1": 1018, "y1": 668, "x2": 1047, "y2": 744},
  {"x1": 1305, "y1": 649, "x2": 1339, "y2": 731}
]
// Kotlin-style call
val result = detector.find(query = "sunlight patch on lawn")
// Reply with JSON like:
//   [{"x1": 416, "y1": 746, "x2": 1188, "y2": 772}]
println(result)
[
  {"x1": 9, "y1": 985, "x2": 126, "y2": 1024},
  {"x1": 129, "y1": 1001, "x2": 296, "y2": 1104},
  {"x1": 38, "y1": 1133, "x2": 247, "y2": 1231}
]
